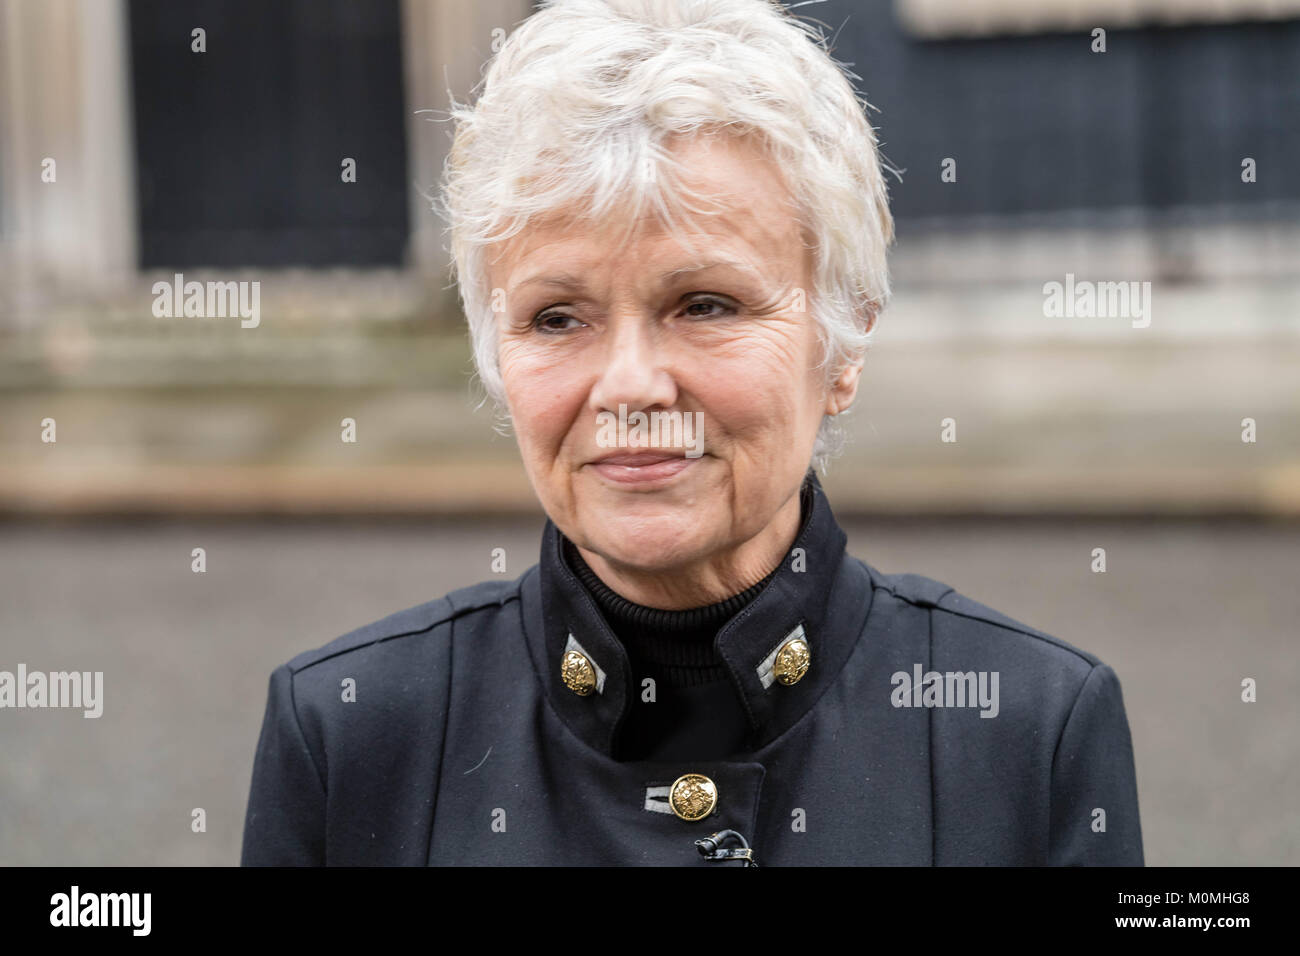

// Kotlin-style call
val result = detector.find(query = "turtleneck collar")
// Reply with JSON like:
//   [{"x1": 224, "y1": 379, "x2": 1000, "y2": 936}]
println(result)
[
  {"x1": 520, "y1": 470, "x2": 872, "y2": 760},
  {"x1": 560, "y1": 495, "x2": 794, "y2": 687},
  {"x1": 566, "y1": 541, "x2": 777, "y2": 644}
]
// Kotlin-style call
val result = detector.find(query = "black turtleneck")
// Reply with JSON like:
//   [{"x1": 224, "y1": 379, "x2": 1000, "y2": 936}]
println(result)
[
  {"x1": 564, "y1": 542, "x2": 776, "y2": 687},
  {"x1": 559, "y1": 481, "x2": 812, "y2": 761}
]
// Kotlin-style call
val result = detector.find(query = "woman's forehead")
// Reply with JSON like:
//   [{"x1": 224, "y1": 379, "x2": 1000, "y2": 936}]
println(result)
[
  {"x1": 490, "y1": 134, "x2": 799, "y2": 271},
  {"x1": 493, "y1": 217, "x2": 803, "y2": 292},
  {"x1": 490, "y1": 218, "x2": 804, "y2": 297}
]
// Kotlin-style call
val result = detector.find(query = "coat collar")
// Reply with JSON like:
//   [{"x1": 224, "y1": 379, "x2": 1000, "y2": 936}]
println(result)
[{"x1": 520, "y1": 472, "x2": 873, "y2": 759}]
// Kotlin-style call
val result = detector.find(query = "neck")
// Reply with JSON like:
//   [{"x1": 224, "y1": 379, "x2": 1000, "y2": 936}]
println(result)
[{"x1": 573, "y1": 488, "x2": 803, "y2": 610}]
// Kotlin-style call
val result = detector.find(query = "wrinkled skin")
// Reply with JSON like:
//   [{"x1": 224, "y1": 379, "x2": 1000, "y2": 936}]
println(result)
[{"x1": 489, "y1": 133, "x2": 866, "y2": 609}]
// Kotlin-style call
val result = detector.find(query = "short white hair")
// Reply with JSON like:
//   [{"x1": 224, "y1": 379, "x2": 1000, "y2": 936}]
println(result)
[{"x1": 436, "y1": 0, "x2": 895, "y2": 470}]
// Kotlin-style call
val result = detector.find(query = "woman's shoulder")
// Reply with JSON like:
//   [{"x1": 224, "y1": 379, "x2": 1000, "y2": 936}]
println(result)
[
  {"x1": 856, "y1": 558, "x2": 1110, "y2": 676},
  {"x1": 853, "y1": 560, "x2": 1132, "y2": 735},
  {"x1": 278, "y1": 572, "x2": 532, "y2": 681}
]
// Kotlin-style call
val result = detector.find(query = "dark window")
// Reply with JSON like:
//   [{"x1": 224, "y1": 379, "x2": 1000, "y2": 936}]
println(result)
[
  {"x1": 802, "y1": 2, "x2": 1300, "y2": 225},
  {"x1": 128, "y1": 0, "x2": 410, "y2": 268}
]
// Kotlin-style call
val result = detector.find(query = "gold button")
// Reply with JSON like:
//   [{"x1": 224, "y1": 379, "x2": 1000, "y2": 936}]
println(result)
[
  {"x1": 560, "y1": 650, "x2": 596, "y2": 696},
  {"x1": 670, "y1": 773, "x2": 718, "y2": 821},
  {"x1": 773, "y1": 637, "x2": 811, "y2": 685}
]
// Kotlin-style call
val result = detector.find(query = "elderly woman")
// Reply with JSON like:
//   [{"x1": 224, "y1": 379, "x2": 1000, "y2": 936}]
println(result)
[{"x1": 242, "y1": 0, "x2": 1142, "y2": 866}]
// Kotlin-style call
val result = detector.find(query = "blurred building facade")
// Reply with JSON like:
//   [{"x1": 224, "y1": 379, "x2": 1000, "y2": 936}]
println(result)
[
  {"x1": 4, "y1": 1, "x2": 1297, "y2": 297},
  {"x1": 0, "y1": 0, "x2": 1296, "y2": 515},
  {"x1": 0, "y1": 0, "x2": 531, "y2": 323}
]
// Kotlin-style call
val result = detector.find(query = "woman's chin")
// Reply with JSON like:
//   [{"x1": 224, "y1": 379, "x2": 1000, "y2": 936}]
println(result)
[{"x1": 581, "y1": 519, "x2": 718, "y2": 577}]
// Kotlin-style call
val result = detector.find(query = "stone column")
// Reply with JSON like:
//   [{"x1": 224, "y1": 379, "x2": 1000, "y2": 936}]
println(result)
[
  {"x1": 0, "y1": 0, "x2": 137, "y2": 329},
  {"x1": 400, "y1": 0, "x2": 534, "y2": 288}
]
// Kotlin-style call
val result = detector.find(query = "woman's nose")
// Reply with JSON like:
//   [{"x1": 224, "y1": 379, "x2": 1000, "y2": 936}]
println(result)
[{"x1": 587, "y1": 319, "x2": 678, "y2": 415}]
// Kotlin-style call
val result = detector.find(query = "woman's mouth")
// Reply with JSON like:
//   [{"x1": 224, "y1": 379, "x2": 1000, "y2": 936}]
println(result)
[{"x1": 587, "y1": 452, "x2": 699, "y2": 486}]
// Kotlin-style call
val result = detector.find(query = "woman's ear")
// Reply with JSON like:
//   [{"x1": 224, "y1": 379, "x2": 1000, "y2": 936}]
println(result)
[
  {"x1": 824, "y1": 306, "x2": 874, "y2": 416},
  {"x1": 825, "y1": 356, "x2": 864, "y2": 416}
]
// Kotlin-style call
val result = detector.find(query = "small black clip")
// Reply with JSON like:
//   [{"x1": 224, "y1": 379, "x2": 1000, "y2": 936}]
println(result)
[{"x1": 694, "y1": 829, "x2": 758, "y2": 867}]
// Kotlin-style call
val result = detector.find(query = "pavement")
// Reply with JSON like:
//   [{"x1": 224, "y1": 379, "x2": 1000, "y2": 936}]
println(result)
[{"x1": 0, "y1": 515, "x2": 1296, "y2": 866}]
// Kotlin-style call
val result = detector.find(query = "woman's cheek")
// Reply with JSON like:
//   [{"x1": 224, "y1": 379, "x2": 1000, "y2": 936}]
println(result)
[
  {"x1": 504, "y1": 376, "x2": 578, "y2": 466},
  {"x1": 502, "y1": 339, "x2": 586, "y2": 397},
  {"x1": 510, "y1": 394, "x2": 563, "y2": 461},
  {"x1": 710, "y1": 356, "x2": 802, "y2": 435}
]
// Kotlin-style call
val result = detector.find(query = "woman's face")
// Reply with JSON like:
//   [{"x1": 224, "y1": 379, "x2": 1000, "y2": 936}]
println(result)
[{"x1": 489, "y1": 133, "x2": 862, "y2": 586}]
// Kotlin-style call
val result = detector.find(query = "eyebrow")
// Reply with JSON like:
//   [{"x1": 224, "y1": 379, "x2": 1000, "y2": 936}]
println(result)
[{"x1": 511, "y1": 258, "x2": 761, "y2": 294}]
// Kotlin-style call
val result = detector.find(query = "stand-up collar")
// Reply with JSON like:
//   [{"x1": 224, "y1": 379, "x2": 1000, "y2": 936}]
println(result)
[{"x1": 520, "y1": 472, "x2": 872, "y2": 760}]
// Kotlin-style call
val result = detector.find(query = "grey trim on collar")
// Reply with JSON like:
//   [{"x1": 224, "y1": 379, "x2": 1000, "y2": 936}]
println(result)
[
  {"x1": 644, "y1": 785, "x2": 674, "y2": 814},
  {"x1": 756, "y1": 623, "x2": 808, "y2": 690},
  {"x1": 564, "y1": 632, "x2": 607, "y2": 694}
]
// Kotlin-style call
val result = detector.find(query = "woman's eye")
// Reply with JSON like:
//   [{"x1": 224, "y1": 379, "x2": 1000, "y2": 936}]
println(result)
[
  {"x1": 532, "y1": 311, "x2": 582, "y2": 333},
  {"x1": 682, "y1": 296, "x2": 736, "y2": 319}
]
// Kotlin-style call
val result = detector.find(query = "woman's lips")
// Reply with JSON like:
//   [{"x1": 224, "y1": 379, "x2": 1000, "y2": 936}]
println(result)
[{"x1": 587, "y1": 452, "x2": 698, "y2": 485}]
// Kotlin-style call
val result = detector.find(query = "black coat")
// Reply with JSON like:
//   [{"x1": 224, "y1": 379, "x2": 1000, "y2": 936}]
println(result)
[{"x1": 241, "y1": 479, "x2": 1143, "y2": 865}]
